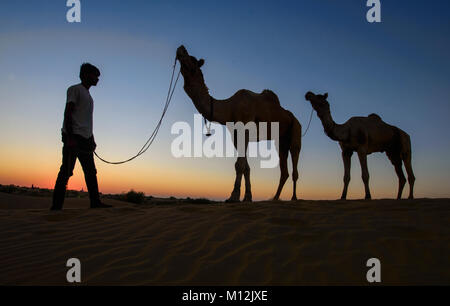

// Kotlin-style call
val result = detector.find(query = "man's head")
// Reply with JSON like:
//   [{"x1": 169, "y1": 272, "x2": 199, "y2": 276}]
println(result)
[{"x1": 80, "y1": 63, "x2": 100, "y2": 86}]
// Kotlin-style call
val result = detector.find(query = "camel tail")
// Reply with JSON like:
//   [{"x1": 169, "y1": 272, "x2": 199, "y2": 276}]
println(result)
[
  {"x1": 289, "y1": 115, "x2": 302, "y2": 194},
  {"x1": 290, "y1": 115, "x2": 302, "y2": 151},
  {"x1": 399, "y1": 129, "x2": 412, "y2": 159},
  {"x1": 399, "y1": 128, "x2": 415, "y2": 199}
]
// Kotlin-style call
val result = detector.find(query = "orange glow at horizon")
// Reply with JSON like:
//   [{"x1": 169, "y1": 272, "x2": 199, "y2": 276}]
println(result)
[
  {"x1": 0, "y1": 137, "x2": 445, "y2": 201},
  {"x1": 0, "y1": 159, "x2": 420, "y2": 202}
]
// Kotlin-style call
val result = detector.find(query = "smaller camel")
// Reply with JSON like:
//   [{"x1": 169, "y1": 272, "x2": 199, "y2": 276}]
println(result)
[{"x1": 305, "y1": 91, "x2": 415, "y2": 200}]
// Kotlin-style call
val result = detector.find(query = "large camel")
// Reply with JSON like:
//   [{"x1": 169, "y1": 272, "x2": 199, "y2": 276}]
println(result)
[
  {"x1": 305, "y1": 91, "x2": 415, "y2": 200},
  {"x1": 176, "y1": 45, "x2": 302, "y2": 202}
]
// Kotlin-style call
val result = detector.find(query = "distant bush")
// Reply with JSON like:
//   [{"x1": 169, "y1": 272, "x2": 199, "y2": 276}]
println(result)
[
  {"x1": 0, "y1": 184, "x2": 74, "y2": 197},
  {"x1": 187, "y1": 198, "x2": 213, "y2": 204},
  {"x1": 122, "y1": 190, "x2": 145, "y2": 204},
  {"x1": 0, "y1": 184, "x2": 18, "y2": 194}
]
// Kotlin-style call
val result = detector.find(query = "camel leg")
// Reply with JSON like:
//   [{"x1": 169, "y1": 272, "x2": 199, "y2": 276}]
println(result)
[
  {"x1": 403, "y1": 153, "x2": 415, "y2": 199},
  {"x1": 273, "y1": 147, "x2": 289, "y2": 201},
  {"x1": 243, "y1": 159, "x2": 252, "y2": 202},
  {"x1": 241, "y1": 135, "x2": 252, "y2": 202},
  {"x1": 341, "y1": 150, "x2": 353, "y2": 200},
  {"x1": 226, "y1": 131, "x2": 250, "y2": 203},
  {"x1": 394, "y1": 162, "x2": 406, "y2": 200},
  {"x1": 226, "y1": 157, "x2": 246, "y2": 202},
  {"x1": 387, "y1": 153, "x2": 406, "y2": 199},
  {"x1": 290, "y1": 147, "x2": 300, "y2": 201},
  {"x1": 357, "y1": 150, "x2": 371, "y2": 200}
]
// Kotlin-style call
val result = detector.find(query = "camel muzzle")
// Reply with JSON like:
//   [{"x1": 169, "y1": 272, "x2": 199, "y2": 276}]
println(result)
[{"x1": 176, "y1": 45, "x2": 188, "y2": 59}]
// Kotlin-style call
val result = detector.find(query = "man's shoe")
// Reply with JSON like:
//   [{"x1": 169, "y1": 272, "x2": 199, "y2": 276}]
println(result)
[{"x1": 90, "y1": 202, "x2": 112, "y2": 209}]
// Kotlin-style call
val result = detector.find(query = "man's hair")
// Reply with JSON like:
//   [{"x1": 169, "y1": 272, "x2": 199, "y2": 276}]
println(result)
[{"x1": 79, "y1": 63, "x2": 100, "y2": 81}]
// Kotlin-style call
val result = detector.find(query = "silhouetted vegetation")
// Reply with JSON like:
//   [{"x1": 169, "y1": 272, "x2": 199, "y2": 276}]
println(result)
[
  {"x1": 0, "y1": 184, "x2": 217, "y2": 205},
  {"x1": 185, "y1": 197, "x2": 213, "y2": 204},
  {"x1": 121, "y1": 190, "x2": 146, "y2": 204},
  {"x1": 0, "y1": 184, "x2": 88, "y2": 198}
]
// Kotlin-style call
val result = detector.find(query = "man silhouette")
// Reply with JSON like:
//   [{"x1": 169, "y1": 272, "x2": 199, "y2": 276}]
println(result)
[{"x1": 51, "y1": 63, "x2": 112, "y2": 210}]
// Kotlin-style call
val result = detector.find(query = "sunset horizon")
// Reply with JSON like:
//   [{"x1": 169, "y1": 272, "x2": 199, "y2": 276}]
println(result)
[{"x1": 1, "y1": 0, "x2": 449, "y2": 291}]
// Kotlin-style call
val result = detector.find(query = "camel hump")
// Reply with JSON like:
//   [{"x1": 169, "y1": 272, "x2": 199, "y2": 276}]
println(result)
[
  {"x1": 368, "y1": 113, "x2": 382, "y2": 120},
  {"x1": 261, "y1": 89, "x2": 281, "y2": 105}
]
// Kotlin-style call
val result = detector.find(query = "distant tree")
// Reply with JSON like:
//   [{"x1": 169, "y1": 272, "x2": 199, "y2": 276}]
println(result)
[{"x1": 123, "y1": 190, "x2": 145, "y2": 204}]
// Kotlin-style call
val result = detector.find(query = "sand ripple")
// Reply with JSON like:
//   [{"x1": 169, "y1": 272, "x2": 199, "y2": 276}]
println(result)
[{"x1": 0, "y1": 193, "x2": 449, "y2": 285}]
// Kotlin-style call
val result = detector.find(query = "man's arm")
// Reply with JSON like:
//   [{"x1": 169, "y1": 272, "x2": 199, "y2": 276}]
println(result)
[
  {"x1": 64, "y1": 102, "x2": 75, "y2": 135},
  {"x1": 64, "y1": 102, "x2": 78, "y2": 148}
]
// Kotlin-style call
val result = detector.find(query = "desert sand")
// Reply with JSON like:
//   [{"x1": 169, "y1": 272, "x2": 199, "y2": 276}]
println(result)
[{"x1": 0, "y1": 192, "x2": 449, "y2": 285}]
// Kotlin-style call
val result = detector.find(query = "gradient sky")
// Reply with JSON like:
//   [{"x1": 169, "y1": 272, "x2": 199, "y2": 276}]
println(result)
[{"x1": 1, "y1": 0, "x2": 449, "y2": 200}]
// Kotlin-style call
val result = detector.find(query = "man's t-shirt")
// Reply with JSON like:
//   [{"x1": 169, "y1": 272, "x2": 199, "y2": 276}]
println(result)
[{"x1": 62, "y1": 83, "x2": 94, "y2": 139}]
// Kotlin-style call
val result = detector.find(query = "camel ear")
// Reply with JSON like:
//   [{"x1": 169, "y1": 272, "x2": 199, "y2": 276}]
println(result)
[
  {"x1": 198, "y1": 59, "x2": 205, "y2": 68},
  {"x1": 324, "y1": 93, "x2": 328, "y2": 99}
]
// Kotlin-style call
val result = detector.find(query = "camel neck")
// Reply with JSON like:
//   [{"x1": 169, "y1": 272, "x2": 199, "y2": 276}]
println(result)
[
  {"x1": 318, "y1": 110, "x2": 346, "y2": 142},
  {"x1": 184, "y1": 82, "x2": 212, "y2": 117},
  {"x1": 182, "y1": 71, "x2": 231, "y2": 124}
]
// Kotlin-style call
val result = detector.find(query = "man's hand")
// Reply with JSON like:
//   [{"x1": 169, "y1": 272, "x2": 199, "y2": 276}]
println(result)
[{"x1": 89, "y1": 136, "x2": 97, "y2": 152}]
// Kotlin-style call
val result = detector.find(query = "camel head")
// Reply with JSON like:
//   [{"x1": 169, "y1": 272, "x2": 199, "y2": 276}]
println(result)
[
  {"x1": 305, "y1": 91, "x2": 330, "y2": 115},
  {"x1": 176, "y1": 45, "x2": 205, "y2": 81}
]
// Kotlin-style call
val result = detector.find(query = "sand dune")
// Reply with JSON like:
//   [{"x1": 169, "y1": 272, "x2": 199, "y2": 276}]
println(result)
[{"x1": 0, "y1": 192, "x2": 449, "y2": 285}]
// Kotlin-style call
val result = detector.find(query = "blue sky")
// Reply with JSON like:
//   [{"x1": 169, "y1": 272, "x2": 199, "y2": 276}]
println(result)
[{"x1": 0, "y1": 0, "x2": 449, "y2": 199}]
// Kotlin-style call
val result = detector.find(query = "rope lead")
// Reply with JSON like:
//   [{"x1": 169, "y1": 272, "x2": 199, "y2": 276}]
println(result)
[{"x1": 94, "y1": 58, "x2": 180, "y2": 165}]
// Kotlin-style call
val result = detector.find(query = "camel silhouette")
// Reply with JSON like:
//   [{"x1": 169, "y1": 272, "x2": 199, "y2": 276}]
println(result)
[
  {"x1": 176, "y1": 45, "x2": 302, "y2": 202},
  {"x1": 305, "y1": 91, "x2": 415, "y2": 200}
]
